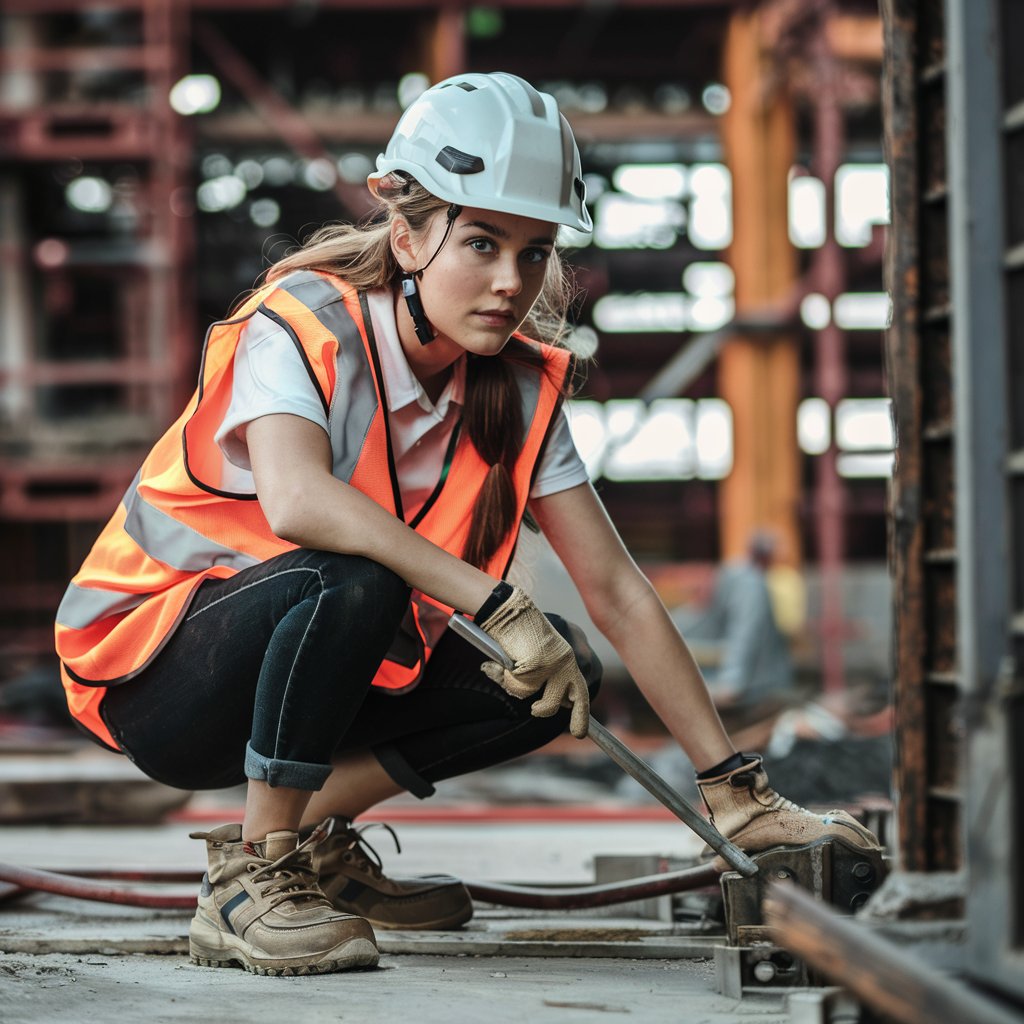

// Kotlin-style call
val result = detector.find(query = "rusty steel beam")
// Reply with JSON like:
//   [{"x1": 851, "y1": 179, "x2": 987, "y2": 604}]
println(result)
[
  {"x1": 881, "y1": 0, "x2": 961, "y2": 874},
  {"x1": 764, "y1": 881, "x2": 1021, "y2": 1024},
  {"x1": 807, "y1": 0, "x2": 849, "y2": 699},
  {"x1": 5, "y1": 0, "x2": 740, "y2": 9}
]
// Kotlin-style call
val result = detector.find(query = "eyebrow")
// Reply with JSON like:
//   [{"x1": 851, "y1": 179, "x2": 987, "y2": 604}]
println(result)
[{"x1": 463, "y1": 220, "x2": 555, "y2": 246}]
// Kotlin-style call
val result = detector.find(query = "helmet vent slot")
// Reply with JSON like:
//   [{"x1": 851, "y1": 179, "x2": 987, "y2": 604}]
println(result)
[{"x1": 436, "y1": 146, "x2": 485, "y2": 175}]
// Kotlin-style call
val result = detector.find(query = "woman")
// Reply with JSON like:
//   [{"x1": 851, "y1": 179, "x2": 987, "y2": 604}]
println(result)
[{"x1": 55, "y1": 72, "x2": 878, "y2": 977}]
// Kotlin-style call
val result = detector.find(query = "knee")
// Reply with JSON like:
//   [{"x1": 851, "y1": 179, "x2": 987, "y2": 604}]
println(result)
[
  {"x1": 302, "y1": 550, "x2": 410, "y2": 625},
  {"x1": 546, "y1": 613, "x2": 603, "y2": 701}
]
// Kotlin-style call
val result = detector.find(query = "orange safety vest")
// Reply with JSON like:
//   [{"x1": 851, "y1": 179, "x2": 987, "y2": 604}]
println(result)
[{"x1": 55, "y1": 270, "x2": 572, "y2": 749}]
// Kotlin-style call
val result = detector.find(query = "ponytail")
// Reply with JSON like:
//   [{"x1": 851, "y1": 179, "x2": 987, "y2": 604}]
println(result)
[{"x1": 461, "y1": 355, "x2": 523, "y2": 569}]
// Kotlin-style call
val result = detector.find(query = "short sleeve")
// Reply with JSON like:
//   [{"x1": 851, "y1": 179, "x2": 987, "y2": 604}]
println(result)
[
  {"x1": 529, "y1": 404, "x2": 590, "y2": 499},
  {"x1": 214, "y1": 311, "x2": 331, "y2": 470}
]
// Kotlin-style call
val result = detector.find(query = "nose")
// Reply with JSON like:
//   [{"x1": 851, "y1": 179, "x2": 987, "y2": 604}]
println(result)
[{"x1": 491, "y1": 254, "x2": 523, "y2": 298}]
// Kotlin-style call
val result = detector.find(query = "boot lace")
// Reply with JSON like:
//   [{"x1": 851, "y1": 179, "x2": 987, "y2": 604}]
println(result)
[
  {"x1": 327, "y1": 818, "x2": 401, "y2": 880},
  {"x1": 247, "y1": 821, "x2": 333, "y2": 909}
]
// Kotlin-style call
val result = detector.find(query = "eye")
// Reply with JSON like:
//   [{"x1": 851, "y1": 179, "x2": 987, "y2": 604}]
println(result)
[
  {"x1": 469, "y1": 237, "x2": 497, "y2": 254},
  {"x1": 521, "y1": 247, "x2": 551, "y2": 265}
]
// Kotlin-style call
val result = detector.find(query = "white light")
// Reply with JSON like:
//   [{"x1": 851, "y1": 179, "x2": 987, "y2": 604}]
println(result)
[
  {"x1": 836, "y1": 398, "x2": 894, "y2": 451},
  {"x1": 593, "y1": 293, "x2": 688, "y2": 333},
  {"x1": 566, "y1": 325, "x2": 599, "y2": 359},
  {"x1": 605, "y1": 399, "x2": 696, "y2": 481},
  {"x1": 836, "y1": 164, "x2": 890, "y2": 247},
  {"x1": 337, "y1": 152, "x2": 373, "y2": 184},
  {"x1": 397, "y1": 72, "x2": 430, "y2": 109},
  {"x1": 234, "y1": 160, "x2": 264, "y2": 189},
  {"x1": 262, "y1": 156, "x2": 294, "y2": 186},
  {"x1": 65, "y1": 176, "x2": 112, "y2": 213},
  {"x1": 566, "y1": 398, "x2": 734, "y2": 481},
  {"x1": 595, "y1": 193, "x2": 685, "y2": 249},
  {"x1": 683, "y1": 261, "x2": 734, "y2": 298},
  {"x1": 302, "y1": 158, "x2": 336, "y2": 191},
  {"x1": 695, "y1": 399, "x2": 733, "y2": 478},
  {"x1": 789, "y1": 175, "x2": 826, "y2": 248},
  {"x1": 798, "y1": 398, "x2": 831, "y2": 455},
  {"x1": 701, "y1": 83, "x2": 732, "y2": 115},
  {"x1": 201, "y1": 153, "x2": 233, "y2": 179},
  {"x1": 196, "y1": 175, "x2": 247, "y2": 213},
  {"x1": 800, "y1": 293, "x2": 832, "y2": 329},
  {"x1": 613, "y1": 164, "x2": 687, "y2": 200},
  {"x1": 690, "y1": 164, "x2": 730, "y2": 198},
  {"x1": 837, "y1": 452, "x2": 895, "y2": 478},
  {"x1": 688, "y1": 164, "x2": 731, "y2": 249},
  {"x1": 169, "y1": 74, "x2": 221, "y2": 116},
  {"x1": 565, "y1": 401, "x2": 607, "y2": 478},
  {"x1": 833, "y1": 292, "x2": 891, "y2": 330},
  {"x1": 688, "y1": 296, "x2": 734, "y2": 331},
  {"x1": 249, "y1": 198, "x2": 281, "y2": 228}
]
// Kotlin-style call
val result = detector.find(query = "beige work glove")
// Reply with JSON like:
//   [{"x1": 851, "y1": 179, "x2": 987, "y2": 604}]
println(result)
[
  {"x1": 478, "y1": 585, "x2": 590, "y2": 739},
  {"x1": 696, "y1": 754, "x2": 881, "y2": 869}
]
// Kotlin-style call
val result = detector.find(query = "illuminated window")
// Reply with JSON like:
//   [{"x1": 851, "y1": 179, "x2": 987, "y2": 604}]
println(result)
[
  {"x1": 594, "y1": 193, "x2": 685, "y2": 249},
  {"x1": 789, "y1": 175, "x2": 826, "y2": 248},
  {"x1": 833, "y1": 292, "x2": 891, "y2": 330},
  {"x1": 835, "y1": 164, "x2": 890, "y2": 247},
  {"x1": 565, "y1": 399, "x2": 734, "y2": 481},
  {"x1": 593, "y1": 293, "x2": 688, "y2": 333},
  {"x1": 800, "y1": 293, "x2": 832, "y2": 329},
  {"x1": 798, "y1": 397, "x2": 896, "y2": 478},
  {"x1": 613, "y1": 164, "x2": 687, "y2": 200},
  {"x1": 835, "y1": 398, "x2": 894, "y2": 451},
  {"x1": 688, "y1": 164, "x2": 732, "y2": 249},
  {"x1": 798, "y1": 398, "x2": 831, "y2": 454}
]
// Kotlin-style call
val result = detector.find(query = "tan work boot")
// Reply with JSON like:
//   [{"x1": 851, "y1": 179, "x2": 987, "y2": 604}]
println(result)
[
  {"x1": 311, "y1": 818, "x2": 473, "y2": 930},
  {"x1": 189, "y1": 822, "x2": 379, "y2": 975},
  {"x1": 696, "y1": 755, "x2": 882, "y2": 861}
]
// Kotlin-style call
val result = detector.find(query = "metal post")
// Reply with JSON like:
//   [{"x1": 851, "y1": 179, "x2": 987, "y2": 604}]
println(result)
[{"x1": 944, "y1": 0, "x2": 1020, "y2": 1000}]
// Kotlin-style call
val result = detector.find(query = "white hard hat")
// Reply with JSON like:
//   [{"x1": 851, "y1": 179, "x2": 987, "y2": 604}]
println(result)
[{"x1": 369, "y1": 71, "x2": 592, "y2": 233}]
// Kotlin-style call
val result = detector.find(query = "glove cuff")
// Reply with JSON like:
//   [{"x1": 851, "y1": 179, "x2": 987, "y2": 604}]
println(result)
[{"x1": 474, "y1": 581, "x2": 515, "y2": 623}]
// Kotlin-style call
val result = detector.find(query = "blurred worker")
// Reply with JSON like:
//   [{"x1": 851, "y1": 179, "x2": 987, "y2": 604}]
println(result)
[
  {"x1": 54, "y1": 73, "x2": 879, "y2": 978},
  {"x1": 672, "y1": 530, "x2": 804, "y2": 727}
]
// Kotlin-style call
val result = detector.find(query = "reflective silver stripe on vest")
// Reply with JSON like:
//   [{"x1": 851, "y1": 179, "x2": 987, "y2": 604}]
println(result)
[
  {"x1": 56, "y1": 582, "x2": 152, "y2": 630},
  {"x1": 276, "y1": 272, "x2": 379, "y2": 485},
  {"x1": 123, "y1": 473, "x2": 260, "y2": 574}
]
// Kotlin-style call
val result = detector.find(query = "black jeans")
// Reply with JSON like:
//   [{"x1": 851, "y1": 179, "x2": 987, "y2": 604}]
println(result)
[{"x1": 100, "y1": 548, "x2": 601, "y2": 796}]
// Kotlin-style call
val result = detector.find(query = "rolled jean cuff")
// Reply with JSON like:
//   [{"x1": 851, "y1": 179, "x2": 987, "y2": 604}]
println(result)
[
  {"x1": 244, "y1": 742, "x2": 332, "y2": 791},
  {"x1": 372, "y1": 741, "x2": 436, "y2": 799}
]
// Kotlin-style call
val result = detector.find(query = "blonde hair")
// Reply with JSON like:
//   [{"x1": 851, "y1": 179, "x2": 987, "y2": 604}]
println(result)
[{"x1": 265, "y1": 173, "x2": 576, "y2": 347}]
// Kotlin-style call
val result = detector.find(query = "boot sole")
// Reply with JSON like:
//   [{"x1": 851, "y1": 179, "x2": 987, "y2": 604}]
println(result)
[{"x1": 189, "y1": 935, "x2": 379, "y2": 976}]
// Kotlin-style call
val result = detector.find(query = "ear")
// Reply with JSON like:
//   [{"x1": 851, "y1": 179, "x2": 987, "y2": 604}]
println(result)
[{"x1": 390, "y1": 217, "x2": 420, "y2": 274}]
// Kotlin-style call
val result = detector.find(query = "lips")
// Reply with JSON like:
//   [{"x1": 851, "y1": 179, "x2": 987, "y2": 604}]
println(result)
[{"x1": 475, "y1": 309, "x2": 515, "y2": 326}]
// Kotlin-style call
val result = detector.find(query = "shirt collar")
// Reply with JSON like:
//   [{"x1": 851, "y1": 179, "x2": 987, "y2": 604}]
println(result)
[{"x1": 367, "y1": 288, "x2": 465, "y2": 418}]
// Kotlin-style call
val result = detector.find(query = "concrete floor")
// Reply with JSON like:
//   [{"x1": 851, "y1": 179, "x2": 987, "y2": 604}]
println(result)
[
  {"x1": 0, "y1": 818, "x2": 794, "y2": 1023},
  {"x1": 1, "y1": 952, "x2": 790, "y2": 1024}
]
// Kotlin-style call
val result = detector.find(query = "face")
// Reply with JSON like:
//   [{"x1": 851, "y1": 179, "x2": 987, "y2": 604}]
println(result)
[{"x1": 394, "y1": 206, "x2": 556, "y2": 358}]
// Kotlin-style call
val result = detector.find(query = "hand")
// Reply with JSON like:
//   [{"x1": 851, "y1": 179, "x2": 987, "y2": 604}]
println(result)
[
  {"x1": 696, "y1": 754, "x2": 882, "y2": 866},
  {"x1": 477, "y1": 585, "x2": 590, "y2": 739}
]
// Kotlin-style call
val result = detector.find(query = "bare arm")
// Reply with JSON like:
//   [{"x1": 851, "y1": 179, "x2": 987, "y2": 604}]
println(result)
[
  {"x1": 529, "y1": 482, "x2": 736, "y2": 772},
  {"x1": 244, "y1": 413, "x2": 497, "y2": 614}
]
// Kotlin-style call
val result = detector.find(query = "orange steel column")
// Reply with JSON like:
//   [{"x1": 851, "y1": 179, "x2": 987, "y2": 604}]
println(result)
[{"x1": 719, "y1": 8, "x2": 801, "y2": 567}]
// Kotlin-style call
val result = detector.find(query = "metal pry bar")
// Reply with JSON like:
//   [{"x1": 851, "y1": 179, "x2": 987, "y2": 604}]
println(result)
[{"x1": 447, "y1": 613, "x2": 759, "y2": 877}]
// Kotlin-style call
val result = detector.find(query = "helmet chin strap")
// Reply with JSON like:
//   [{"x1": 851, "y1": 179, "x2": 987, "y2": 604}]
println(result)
[{"x1": 400, "y1": 204, "x2": 462, "y2": 345}]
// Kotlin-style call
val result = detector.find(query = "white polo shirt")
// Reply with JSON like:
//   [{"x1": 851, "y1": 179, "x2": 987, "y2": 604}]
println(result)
[{"x1": 215, "y1": 287, "x2": 588, "y2": 520}]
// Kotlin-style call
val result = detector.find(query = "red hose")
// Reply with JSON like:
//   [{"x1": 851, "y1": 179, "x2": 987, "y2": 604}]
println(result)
[{"x1": 0, "y1": 861, "x2": 720, "y2": 912}]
